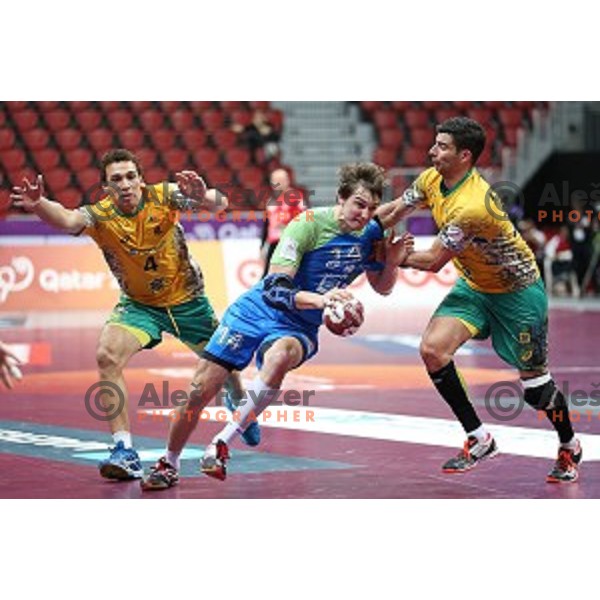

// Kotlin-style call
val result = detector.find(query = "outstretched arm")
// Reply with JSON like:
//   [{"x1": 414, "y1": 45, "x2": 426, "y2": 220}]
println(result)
[
  {"x1": 376, "y1": 186, "x2": 426, "y2": 229},
  {"x1": 174, "y1": 171, "x2": 229, "y2": 212},
  {"x1": 10, "y1": 175, "x2": 87, "y2": 234},
  {"x1": 402, "y1": 236, "x2": 455, "y2": 272}
]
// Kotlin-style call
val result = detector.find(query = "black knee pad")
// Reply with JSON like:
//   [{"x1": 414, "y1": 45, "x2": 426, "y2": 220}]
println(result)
[{"x1": 523, "y1": 379, "x2": 565, "y2": 411}]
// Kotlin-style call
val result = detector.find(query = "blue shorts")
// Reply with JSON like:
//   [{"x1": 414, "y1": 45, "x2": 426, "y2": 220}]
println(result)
[{"x1": 203, "y1": 288, "x2": 319, "y2": 371}]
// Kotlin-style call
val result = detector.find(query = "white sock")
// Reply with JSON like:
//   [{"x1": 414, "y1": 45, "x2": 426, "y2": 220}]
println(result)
[
  {"x1": 560, "y1": 437, "x2": 578, "y2": 451},
  {"x1": 212, "y1": 375, "x2": 275, "y2": 446},
  {"x1": 166, "y1": 450, "x2": 181, "y2": 470},
  {"x1": 113, "y1": 430, "x2": 132, "y2": 449},
  {"x1": 467, "y1": 425, "x2": 489, "y2": 443}
]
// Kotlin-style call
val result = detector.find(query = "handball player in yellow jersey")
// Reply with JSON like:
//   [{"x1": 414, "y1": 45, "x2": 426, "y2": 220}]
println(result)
[
  {"x1": 382, "y1": 117, "x2": 581, "y2": 483},
  {"x1": 11, "y1": 149, "x2": 243, "y2": 484}
]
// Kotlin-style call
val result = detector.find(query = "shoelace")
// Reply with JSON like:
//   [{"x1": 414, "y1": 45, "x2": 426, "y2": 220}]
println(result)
[{"x1": 556, "y1": 449, "x2": 574, "y2": 471}]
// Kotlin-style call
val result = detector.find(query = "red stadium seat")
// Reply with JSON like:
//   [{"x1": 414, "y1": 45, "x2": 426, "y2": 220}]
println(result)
[
  {"x1": 54, "y1": 129, "x2": 83, "y2": 151},
  {"x1": 410, "y1": 128, "x2": 434, "y2": 150},
  {"x1": 12, "y1": 110, "x2": 39, "y2": 132},
  {"x1": 373, "y1": 147, "x2": 398, "y2": 169},
  {"x1": 189, "y1": 101, "x2": 214, "y2": 112},
  {"x1": 45, "y1": 168, "x2": 72, "y2": 193},
  {"x1": 76, "y1": 167, "x2": 100, "y2": 191},
  {"x1": 483, "y1": 101, "x2": 507, "y2": 110},
  {"x1": 36, "y1": 101, "x2": 62, "y2": 112},
  {"x1": 361, "y1": 101, "x2": 384, "y2": 114},
  {"x1": 75, "y1": 110, "x2": 103, "y2": 132},
  {"x1": 106, "y1": 109, "x2": 134, "y2": 131},
  {"x1": 266, "y1": 109, "x2": 283, "y2": 132},
  {"x1": 1, "y1": 148, "x2": 27, "y2": 171},
  {"x1": 180, "y1": 130, "x2": 208, "y2": 151},
  {"x1": 68, "y1": 101, "x2": 93, "y2": 112},
  {"x1": 451, "y1": 101, "x2": 475, "y2": 110},
  {"x1": 236, "y1": 166, "x2": 264, "y2": 190},
  {"x1": 170, "y1": 110, "x2": 195, "y2": 132},
  {"x1": 498, "y1": 108, "x2": 523, "y2": 129},
  {"x1": 144, "y1": 166, "x2": 168, "y2": 184},
  {"x1": 231, "y1": 110, "x2": 252, "y2": 128},
  {"x1": 21, "y1": 128, "x2": 51, "y2": 151},
  {"x1": 99, "y1": 101, "x2": 122, "y2": 113},
  {"x1": 466, "y1": 108, "x2": 493, "y2": 123},
  {"x1": 136, "y1": 148, "x2": 159, "y2": 169},
  {"x1": 118, "y1": 128, "x2": 145, "y2": 150},
  {"x1": 158, "y1": 101, "x2": 182, "y2": 113},
  {"x1": 200, "y1": 109, "x2": 225, "y2": 132},
  {"x1": 139, "y1": 110, "x2": 165, "y2": 131},
  {"x1": 149, "y1": 129, "x2": 177, "y2": 150},
  {"x1": 203, "y1": 166, "x2": 232, "y2": 188},
  {"x1": 390, "y1": 101, "x2": 412, "y2": 112},
  {"x1": 404, "y1": 109, "x2": 430, "y2": 129},
  {"x1": 248, "y1": 101, "x2": 270, "y2": 111},
  {"x1": 87, "y1": 129, "x2": 115, "y2": 153},
  {"x1": 129, "y1": 101, "x2": 154, "y2": 113},
  {"x1": 373, "y1": 110, "x2": 398, "y2": 131},
  {"x1": 193, "y1": 147, "x2": 220, "y2": 169},
  {"x1": 212, "y1": 129, "x2": 237, "y2": 149},
  {"x1": 43, "y1": 110, "x2": 72, "y2": 132},
  {"x1": 221, "y1": 101, "x2": 245, "y2": 112},
  {"x1": 477, "y1": 146, "x2": 494, "y2": 167},
  {"x1": 434, "y1": 108, "x2": 459, "y2": 123},
  {"x1": 379, "y1": 128, "x2": 405, "y2": 150},
  {"x1": 163, "y1": 148, "x2": 190, "y2": 172},
  {"x1": 402, "y1": 146, "x2": 428, "y2": 167},
  {"x1": 65, "y1": 148, "x2": 94, "y2": 171},
  {"x1": 59, "y1": 188, "x2": 83, "y2": 209},
  {"x1": 224, "y1": 147, "x2": 251, "y2": 170},
  {"x1": 0, "y1": 129, "x2": 16, "y2": 151},
  {"x1": 5, "y1": 101, "x2": 30, "y2": 113},
  {"x1": 503, "y1": 127, "x2": 520, "y2": 146},
  {"x1": 34, "y1": 148, "x2": 62, "y2": 171}
]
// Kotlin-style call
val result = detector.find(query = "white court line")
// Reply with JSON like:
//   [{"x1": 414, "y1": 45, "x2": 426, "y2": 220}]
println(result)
[{"x1": 139, "y1": 406, "x2": 600, "y2": 461}]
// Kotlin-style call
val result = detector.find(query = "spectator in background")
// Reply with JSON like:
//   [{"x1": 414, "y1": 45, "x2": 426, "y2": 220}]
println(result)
[
  {"x1": 568, "y1": 198, "x2": 594, "y2": 293},
  {"x1": 519, "y1": 218, "x2": 546, "y2": 281},
  {"x1": 261, "y1": 168, "x2": 306, "y2": 277},
  {"x1": 546, "y1": 225, "x2": 577, "y2": 296},
  {"x1": 233, "y1": 110, "x2": 280, "y2": 164}
]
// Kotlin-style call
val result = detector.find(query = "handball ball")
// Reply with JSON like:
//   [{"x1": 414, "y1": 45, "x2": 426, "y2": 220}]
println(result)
[{"x1": 323, "y1": 297, "x2": 365, "y2": 337}]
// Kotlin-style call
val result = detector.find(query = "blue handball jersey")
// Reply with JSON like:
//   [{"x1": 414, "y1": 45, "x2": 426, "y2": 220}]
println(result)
[{"x1": 254, "y1": 206, "x2": 385, "y2": 327}]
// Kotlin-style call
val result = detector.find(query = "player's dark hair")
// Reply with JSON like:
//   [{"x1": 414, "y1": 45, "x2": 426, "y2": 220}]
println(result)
[
  {"x1": 100, "y1": 149, "x2": 144, "y2": 182},
  {"x1": 437, "y1": 117, "x2": 486, "y2": 165},
  {"x1": 337, "y1": 162, "x2": 386, "y2": 202}
]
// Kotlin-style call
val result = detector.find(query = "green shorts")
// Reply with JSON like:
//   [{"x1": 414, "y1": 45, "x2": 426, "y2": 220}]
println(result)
[
  {"x1": 434, "y1": 278, "x2": 548, "y2": 372},
  {"x1": 106, "y1": 295, "x2": 219, "y2": 357}
]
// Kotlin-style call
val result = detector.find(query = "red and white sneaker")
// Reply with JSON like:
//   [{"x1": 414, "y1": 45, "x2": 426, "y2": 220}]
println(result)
[
  {"x1": 140, "y1": 457, "x2": 179, "y2": 491},
  {"x1": 547, "y1": 440, "x2": 582, "y2": 483},
  {"x1": 200, "y1": 440, "x2": 230, "y2": 481},
  {"x1": 442, "y1": 434, "x2": 499, "y2": 473}
]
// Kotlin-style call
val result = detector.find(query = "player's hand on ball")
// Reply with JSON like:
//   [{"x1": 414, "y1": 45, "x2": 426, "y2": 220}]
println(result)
[
  {"x1": 10, "y1": 175, "x2": 45, "y2": 211},
  {"x1": 322, "y1": 292, "x2": 365, "y2": 337}
]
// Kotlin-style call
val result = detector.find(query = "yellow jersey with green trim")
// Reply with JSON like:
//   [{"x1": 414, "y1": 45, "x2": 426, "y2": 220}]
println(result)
[
  {"x1": 78, "y1": 182, "x2": 204, "y2": 307},
  {"x1": 414, "y1": 167, "x2": 539, "y2": 293}
]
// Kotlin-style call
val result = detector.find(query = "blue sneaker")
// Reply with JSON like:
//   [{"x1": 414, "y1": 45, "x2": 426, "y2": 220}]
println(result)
[
  {"x1": 98, "y1": 441, "x2": 144, "y2": 480},
  {"x1": 224, "y1": 392, "x2": 261, "y2": 447}
]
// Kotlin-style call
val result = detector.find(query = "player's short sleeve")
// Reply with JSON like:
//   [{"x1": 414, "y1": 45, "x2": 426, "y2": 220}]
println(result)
[
  {"x1": 438, "y1": 207, "x2": 480, "y2": 253},
  {"x1": 362, "y1": 218, "x2": 386, "y2": 272},
  {"x1": 75, "y1": 205, "x2": 100, "y2": 239},
  {"x1": 413, "y1": 169, "x2": 436, "y2": 209},
  {"x1": 270, "y1": 213, "x2": 316, "y2": 270}
]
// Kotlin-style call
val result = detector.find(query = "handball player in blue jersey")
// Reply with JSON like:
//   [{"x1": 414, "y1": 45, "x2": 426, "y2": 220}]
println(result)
[{"x1": 141, "y1": 162, "x2": 413, "y2": 489}]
